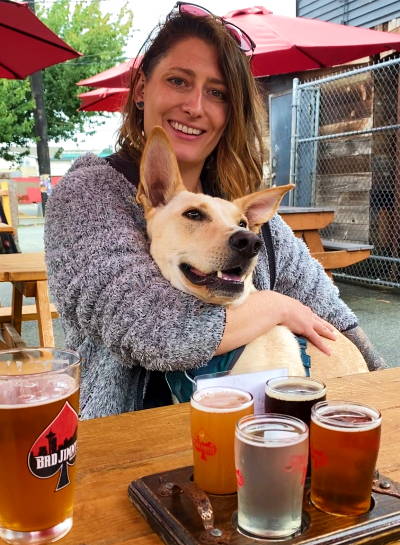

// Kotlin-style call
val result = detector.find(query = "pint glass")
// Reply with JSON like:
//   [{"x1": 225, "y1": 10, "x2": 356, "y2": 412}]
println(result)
[
  {"x1": 265, "y1": 376, "x2": 326, "y2": 425},
  {"x1": 0, "y1": 348, "x2": 80, "y2": 544},
  {"x1": 310, "y1": 400, "x2": 381, "y2": 516},
  {"x1": 235, "y1": 414, "x2": 308, "y2": 539},
  {"x1": 191, "y1": 387, "x2": 253, "y2": 494}
]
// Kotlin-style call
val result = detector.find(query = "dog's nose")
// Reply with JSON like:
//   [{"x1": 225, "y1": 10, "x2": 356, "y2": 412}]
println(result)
[{"x1": 229, "y1": 231, "x2": 262, "y2": 258}]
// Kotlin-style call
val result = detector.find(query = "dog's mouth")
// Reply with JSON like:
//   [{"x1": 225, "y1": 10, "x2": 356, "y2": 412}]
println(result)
[{"x1": 179, "y1": 263, "x2": 246, "y2": 293}]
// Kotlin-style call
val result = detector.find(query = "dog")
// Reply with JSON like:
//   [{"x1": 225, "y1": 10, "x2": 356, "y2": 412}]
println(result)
[{"x1": 136, "y1": 126, "x2": 368, "y2": 380}]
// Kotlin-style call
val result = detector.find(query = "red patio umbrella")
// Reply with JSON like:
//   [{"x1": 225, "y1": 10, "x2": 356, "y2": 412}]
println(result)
[
  {"x1": 1, "y1": 0, "x2": 81, "y2": 79},
  {"x1": 76, "y1": 57, "x2": 141, "y2": 89},
  {"x1": 224, "y1": 6, "x2": 400, "y2": 77},
  {"x1": 78, "y1": 87, "x2": 128, "y2": 112}
]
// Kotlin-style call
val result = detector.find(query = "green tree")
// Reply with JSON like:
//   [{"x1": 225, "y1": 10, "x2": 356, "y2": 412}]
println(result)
[{"x1": 0, "y1": 0, "x2": 133, "y2": 163}]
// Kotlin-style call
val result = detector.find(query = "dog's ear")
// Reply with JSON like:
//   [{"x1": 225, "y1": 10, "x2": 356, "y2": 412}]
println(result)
[
  {"x1": 137, "y1": 126, "x2": 185, "y2": 213},
  {"x1": 234, "y1": 184, "x2": 295, "y2": 231}
]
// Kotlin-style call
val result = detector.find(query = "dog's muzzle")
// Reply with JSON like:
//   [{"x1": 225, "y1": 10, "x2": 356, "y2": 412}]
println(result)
[{"x1": 179, "y1": 231, "x2": 262, "y2": 296}]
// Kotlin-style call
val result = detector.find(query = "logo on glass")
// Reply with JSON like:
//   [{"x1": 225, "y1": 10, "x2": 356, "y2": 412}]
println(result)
[
  {"x1": 28, "y1": 402, "x2": 78, "y2": 491},
  {"x1": 193, "y1": 431, "x2": 217, "y2": 461}
]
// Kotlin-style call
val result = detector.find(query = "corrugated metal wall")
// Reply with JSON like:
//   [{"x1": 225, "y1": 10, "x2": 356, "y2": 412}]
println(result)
[{"x1": 297, "y1": 0, "x2": 400, "y2": 29}]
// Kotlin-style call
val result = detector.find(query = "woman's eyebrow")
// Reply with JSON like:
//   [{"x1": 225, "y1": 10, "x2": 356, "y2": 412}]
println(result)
[{"x1": 168, "y1": 66, "x2": 226, "y2": 86}]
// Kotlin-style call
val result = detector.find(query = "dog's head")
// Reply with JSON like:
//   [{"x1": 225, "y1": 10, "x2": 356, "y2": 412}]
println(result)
[{"x1": 138, "y1": 127, "x2": 294, "y2": 305}]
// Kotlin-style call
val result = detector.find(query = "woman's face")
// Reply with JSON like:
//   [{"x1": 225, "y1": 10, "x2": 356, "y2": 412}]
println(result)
[{"x1": 136, "y1": 37, "x2": 229, "y2": 172}]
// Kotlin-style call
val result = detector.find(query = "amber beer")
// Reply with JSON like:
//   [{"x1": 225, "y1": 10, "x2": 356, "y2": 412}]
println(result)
[
  {"x1": 0, "y1": 348, "x2": 80, "y2": 545},
  {"x1": 310, "y1": 400, "x2": 381, "y2": 516},
  {"x1": 191, "y1": 387, "x2": 253, "y2": 494}
]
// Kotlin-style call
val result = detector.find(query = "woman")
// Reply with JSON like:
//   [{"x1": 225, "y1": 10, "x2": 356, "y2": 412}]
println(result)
[{"x1": 45, "y1": 4, "x2": 385, "y2": 420}]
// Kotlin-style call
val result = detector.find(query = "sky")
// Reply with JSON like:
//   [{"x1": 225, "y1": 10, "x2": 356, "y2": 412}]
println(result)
[{"x1": 61, "y1": 0, "x2": 296, "y2": 151}]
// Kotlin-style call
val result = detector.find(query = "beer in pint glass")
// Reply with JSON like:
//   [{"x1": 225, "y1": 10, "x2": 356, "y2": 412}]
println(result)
[
  {"x1": 265, "y1": 376, "x2": 326, "y2": 425},
  {"x1": 191, "y1": 387, "x2": 253, "y2": 494},
  {"x1": 0, "y1": 348, "x2": 80, "y2": 544},
  {"x1": 235, "y1": 414, "x2": 308, "y2": 539},
  {"x1": 310, "y1": 400, "x2": 381, "y2": 516}
]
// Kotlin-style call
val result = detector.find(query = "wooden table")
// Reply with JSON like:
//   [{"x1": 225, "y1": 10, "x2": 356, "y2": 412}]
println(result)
[
  {"x1": 279, "y1": 206, "x2": 372, "y2": 275},
  {"x1": 0, "y1": 252, "x2": 55, "y2": 347},
  {"x1": 43, "y1": 368, "x2": 400, "y2": 545}
]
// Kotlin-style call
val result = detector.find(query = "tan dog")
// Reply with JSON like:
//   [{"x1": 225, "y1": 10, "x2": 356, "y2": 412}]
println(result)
[{"x1": 137, "y1": 127, "x2": 368, "y2": 380}]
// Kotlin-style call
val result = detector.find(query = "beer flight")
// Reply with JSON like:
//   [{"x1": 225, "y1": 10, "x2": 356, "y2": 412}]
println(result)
[
  {"x1": 0, "y1": 348, "x2": 382, "y2": 544},
  {"x1": 190, "y1": 377, "x2": 381, "y2": 540}
]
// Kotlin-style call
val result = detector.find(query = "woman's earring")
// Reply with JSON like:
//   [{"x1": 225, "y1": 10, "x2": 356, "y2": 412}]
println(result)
[{"x1": 136, "y1": 101, "x2": 144, "y2": 110}]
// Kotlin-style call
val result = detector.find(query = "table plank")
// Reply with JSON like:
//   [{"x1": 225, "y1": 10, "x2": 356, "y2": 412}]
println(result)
[
  {"x1": 52, "y1": 369, "x2": 400, "y2": 545},
  {"x1": 0, "y1": 253, "x2": 47, "y2": 282},
  {"x1": 279, "y1": 210, "x2": 335, "y2": 231}
]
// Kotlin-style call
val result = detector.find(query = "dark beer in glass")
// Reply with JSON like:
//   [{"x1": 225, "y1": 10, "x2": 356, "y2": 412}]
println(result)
[{"x1": 265, "y1": 376, "x2": 326, "y2": 425}]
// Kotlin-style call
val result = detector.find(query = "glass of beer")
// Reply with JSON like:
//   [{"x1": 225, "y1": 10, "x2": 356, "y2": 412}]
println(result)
[
  {"x1": 191, "y1": 386, "x2": 253, "y2": 494},
  {"x1": 235, "y1": 414, "x2": 308, "y2": 539},
  {"x1": 265, "y1": 376, "x2": 326, "y2": 425},
  {"x1": 0, "y1": 348, "x2": 80, "y2": 544},
  {"x1": 310, "y1": 400, "x2": 381, "y2": 516}
]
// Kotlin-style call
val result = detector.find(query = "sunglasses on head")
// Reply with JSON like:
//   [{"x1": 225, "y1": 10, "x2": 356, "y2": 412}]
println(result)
[{"x1": 174, "y1": 2, "x2": 256, "y2": 53}]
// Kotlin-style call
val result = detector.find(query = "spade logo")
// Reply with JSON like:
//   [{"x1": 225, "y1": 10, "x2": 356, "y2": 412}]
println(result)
[{"x1": 28, "y1": 402, "x2": 78, "y2": 491}]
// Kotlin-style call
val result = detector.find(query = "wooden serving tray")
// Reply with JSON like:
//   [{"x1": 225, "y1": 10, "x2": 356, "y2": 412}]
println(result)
[{"x1": 128, "y1": 466, "x2": 400, "y2": 545}]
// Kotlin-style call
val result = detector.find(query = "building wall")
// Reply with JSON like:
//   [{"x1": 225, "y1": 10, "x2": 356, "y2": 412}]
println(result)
[{"x1": 297, "y1": 0, "x2": 400, "y2": 29}]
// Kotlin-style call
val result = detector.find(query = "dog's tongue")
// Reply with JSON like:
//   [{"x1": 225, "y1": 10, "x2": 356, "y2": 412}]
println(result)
[
  {"x1": 190, "y1": 267, "x2": 242, "y2": 283},
  {"x1": 219, "y1": 271, "x2": 242, "y2": 282}
]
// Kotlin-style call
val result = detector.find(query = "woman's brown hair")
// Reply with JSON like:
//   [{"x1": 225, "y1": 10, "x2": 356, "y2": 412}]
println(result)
[{"x1": 117, "y1": 10, "x2": 266, "y2": 199}]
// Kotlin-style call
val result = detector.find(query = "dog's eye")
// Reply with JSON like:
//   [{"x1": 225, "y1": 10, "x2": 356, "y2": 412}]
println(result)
[
  {"x1": 183, "y1": 209, "x2": 205, "y2": 221},
  {"x1": 238, "y1": 219, "x2": 247, "y2": 228}
]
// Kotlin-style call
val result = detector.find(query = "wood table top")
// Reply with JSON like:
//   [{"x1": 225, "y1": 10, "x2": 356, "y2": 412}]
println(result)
[
  {"x1": 0, "y1": 252, "x2": 47, "y2": 282},
  {"x1": 51, "y1": 368, "x2": 400, "y2": 545}
]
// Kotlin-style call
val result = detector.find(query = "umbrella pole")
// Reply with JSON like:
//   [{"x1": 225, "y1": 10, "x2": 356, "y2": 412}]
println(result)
[{"x1": 27, "y1": 0, "x2": 52, "y2": 215}]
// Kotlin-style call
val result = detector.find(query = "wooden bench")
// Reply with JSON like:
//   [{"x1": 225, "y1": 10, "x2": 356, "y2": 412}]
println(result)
[
  {"x1": 312, "y1": 239, "x2": 373, "y2": 272},
  {"x1": 0, "y1": 303, "x2": 59, "y2": 323},
  {"x1": 279, "y1": 207, "x2": 372, "y2": 276}
]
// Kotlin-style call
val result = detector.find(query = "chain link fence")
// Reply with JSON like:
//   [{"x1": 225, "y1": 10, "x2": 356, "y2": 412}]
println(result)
[{"x1": 290, "y1": 57, "x2": 400, "y2": 289}]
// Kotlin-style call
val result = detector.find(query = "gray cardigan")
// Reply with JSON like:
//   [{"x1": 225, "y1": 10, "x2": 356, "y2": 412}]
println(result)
[{"x1": 44, "y1": 154, "x2": 359, "y2": 420}]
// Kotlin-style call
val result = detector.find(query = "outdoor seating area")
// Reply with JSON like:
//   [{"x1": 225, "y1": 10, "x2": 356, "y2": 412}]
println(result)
[{"x1": 2, "y1": 2, "x2": 400, "y2": 545}]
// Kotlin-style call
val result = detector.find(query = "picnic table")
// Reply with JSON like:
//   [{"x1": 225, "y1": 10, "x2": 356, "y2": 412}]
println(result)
[
  {"x1": 279, "y1": 206, "x2": 372, "y2": 275},
  {"x1": 0, "y1": 252, "x2": 57, "y2": 347}
]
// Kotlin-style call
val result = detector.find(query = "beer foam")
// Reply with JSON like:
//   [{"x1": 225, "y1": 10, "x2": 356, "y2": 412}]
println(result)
[
  {"x1": 266, "y1": 378, "x2": 326, "y2": 402},
  {"x1": 0, "y1": 373, "x2": 77, "y2": 408},
  {"x1": 237, "y1": 421, "x2": 308, "y2": 448},
  {"x1": 311, "y1": 403, "x2": 381, "y2": 432},
  {"x1": 192, "y1": 387, "x2": 253, "y2": 413}
]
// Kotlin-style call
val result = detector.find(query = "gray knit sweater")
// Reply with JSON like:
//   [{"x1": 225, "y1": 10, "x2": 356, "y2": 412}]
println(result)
[{"x1": 45, "y1": 154, "x2": 359, "y2": 420}]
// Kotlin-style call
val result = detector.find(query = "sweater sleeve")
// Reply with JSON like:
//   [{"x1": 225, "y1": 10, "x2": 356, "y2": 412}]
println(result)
[
  {"x1": 44, "y1": 155, "x2": 225, "y2": 371},
  {"x1": 270, "y1": 213, "x2": 358, "y2": 332}
]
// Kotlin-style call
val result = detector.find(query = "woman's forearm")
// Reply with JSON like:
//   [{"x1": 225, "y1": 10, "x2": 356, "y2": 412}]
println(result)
[
  {"x1": 215, "y1": 290, "x2": 337, "y2": 356},
  {"x1": 215, "y1": 291, "x2": 282, "y2": 354}
]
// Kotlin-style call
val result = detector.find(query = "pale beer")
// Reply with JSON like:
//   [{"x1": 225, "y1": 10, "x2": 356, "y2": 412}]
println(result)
[
  {"x1": 191, "y1": 387, "x2": 253, "y2": 494},
  {"x1": 235, "y1": 414, "x2": 308, "y2": 538},
  {"x1": 310, "y1": 400, "x2": 381, "y2": 516},
  {"x1": 0, "y1": 349, "x2": 80, "y2": 545}
]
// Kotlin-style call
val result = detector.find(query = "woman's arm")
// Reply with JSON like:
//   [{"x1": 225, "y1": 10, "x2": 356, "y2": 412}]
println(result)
[
  {"x1": 217, "y1": 290, "x2": 336, "y2": 355},
  {"x1": 44, "y1": 155, "x2": 225, "y2": 371},
  {"x1": 269, "y1": 214, "x2": 387, "y2": 369}
]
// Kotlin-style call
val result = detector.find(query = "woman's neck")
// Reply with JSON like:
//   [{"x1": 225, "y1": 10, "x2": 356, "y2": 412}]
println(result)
[{"x1": 179, "y1": 163, "x2": 203, "y2": 193}]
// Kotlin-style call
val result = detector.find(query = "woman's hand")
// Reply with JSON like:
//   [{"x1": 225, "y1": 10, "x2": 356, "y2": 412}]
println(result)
[
  {"x1": 216, "y1": 290, "x2": 336, "y2": 355},
  {"x1": 274, "y1": 292, "x2": 336, "y2": 355}
]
